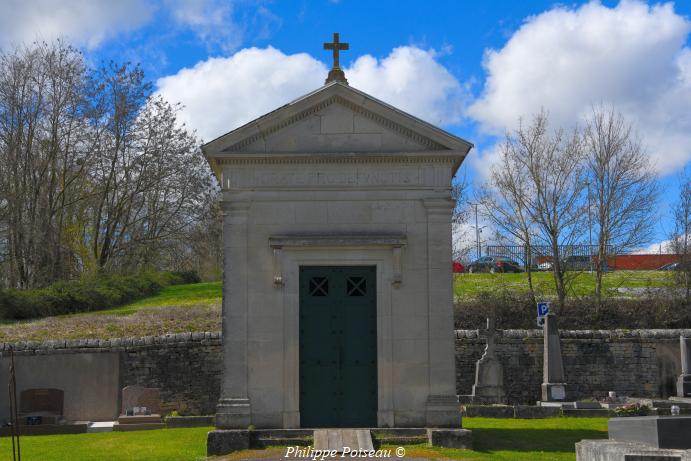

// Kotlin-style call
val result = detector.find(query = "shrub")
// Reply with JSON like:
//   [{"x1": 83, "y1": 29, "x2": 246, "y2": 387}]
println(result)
[
  {"x1": 0, "y1": 271, "x2": 191, "y2": 320},
  {"x1": 454, "y1": 290, "x2": 691, "y2": 330},
  {"x1": 170, "y1": 271, "x2": 202, "y2": 284}
]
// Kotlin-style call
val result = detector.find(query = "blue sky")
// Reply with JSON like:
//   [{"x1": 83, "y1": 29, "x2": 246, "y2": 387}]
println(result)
[{"x1": 2, "y1": 0, "x2": 690, "y2": 249}]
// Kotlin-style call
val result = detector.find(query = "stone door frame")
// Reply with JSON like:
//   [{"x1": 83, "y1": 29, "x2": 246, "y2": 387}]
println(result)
[{"x1": 275, "y1": 243, "x2": 400, "y2": 428}]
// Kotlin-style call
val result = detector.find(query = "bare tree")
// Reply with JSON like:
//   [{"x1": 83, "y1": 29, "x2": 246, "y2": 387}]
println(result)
[
  {"x1": 583, "y1": 107, "x2": 658, "y2": 306},
  {"x1": 670, "y1": 169, "x2": 690, "y2": 301},
  {"x1": 479, "y1": 134, "x2": 539, "y2": 303},
  {"x1": 0, "y1": 41, "x2": 91, "y2": 287},
  {"x1": 0, "y1": 41, "x2": 217, "y2": 289},
  {"x1": 451, "y1": 172, "x2": 472, "y2": 262},
  {"x1": 513, "y1": 112, "x2": 587, "y2": 309},
  {"x1": 84, "y1": 66, "x2": 211, "y2": 272}
]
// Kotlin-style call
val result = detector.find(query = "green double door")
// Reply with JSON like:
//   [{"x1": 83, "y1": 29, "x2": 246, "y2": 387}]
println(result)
[{"x1": 299, "y1": 266, "x2": 377, "y2": 428}]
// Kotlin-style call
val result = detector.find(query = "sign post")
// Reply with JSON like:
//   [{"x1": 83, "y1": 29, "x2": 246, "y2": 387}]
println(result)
[{"x1": 536, "y1": 302, "x2": 550, "y2": 327}]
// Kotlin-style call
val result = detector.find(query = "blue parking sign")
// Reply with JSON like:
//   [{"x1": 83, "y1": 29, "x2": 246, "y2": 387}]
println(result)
[{"x1": 537, "y1": 302, "x2": 550, "y2": 317}]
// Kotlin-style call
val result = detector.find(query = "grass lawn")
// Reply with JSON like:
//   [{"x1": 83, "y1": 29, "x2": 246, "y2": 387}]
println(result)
[
  {"x1": 13, "y1": 418, "x2": 608, "y2": 461},
  {"x1": 95, "y1": 281, "x2": 222, "y2": 316},
  {"x1": 14, "y1": 427, "x2": 211, "y2": 461},
  {"x1": 454, "y1": 270, "x2": 674, "y2": 299}
]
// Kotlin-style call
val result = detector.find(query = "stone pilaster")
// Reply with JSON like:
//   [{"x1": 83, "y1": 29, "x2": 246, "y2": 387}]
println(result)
[
  {"x1": 423, "y1": 198, "x2": 461, "y2": 427},
  {"x1": 216, "y1": 201, "x2": 252, "y2": 429}
]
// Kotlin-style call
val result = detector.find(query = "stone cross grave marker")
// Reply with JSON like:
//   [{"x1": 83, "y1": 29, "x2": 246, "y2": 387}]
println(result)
[{"x1": 471, "y1": 317, "x2": 506, "y2": 404}]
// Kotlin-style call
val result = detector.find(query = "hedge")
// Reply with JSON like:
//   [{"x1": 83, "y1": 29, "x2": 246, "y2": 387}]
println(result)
[
  {"x1": 455, "y1": 290, "x2": 691, "y2": 330},
  {"x1": 0, "y1": 271, "x2": 197, "y2": 320}
]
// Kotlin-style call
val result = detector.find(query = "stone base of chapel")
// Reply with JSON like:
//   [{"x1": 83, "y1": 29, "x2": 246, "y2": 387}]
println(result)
[
  {"x1": 207, "y1": 427, "x2": 473, "y2": 456},
  {"x1": 215, "y1": 398, "x2": 251, "y2": 429},
  {"x1": 425, "y1": 394, "x2": 462, "y2": 427}
]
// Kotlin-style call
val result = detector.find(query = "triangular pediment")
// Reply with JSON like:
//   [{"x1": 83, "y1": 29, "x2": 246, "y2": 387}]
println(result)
[{"x1": 203, "y1": 82, "x2": 473, "y2": 157}]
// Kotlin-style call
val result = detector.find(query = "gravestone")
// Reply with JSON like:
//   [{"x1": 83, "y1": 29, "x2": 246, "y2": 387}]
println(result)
[
  {"x1": 203, "y1": 33, "x2": 474, "y2": 454},
  {"x1": 541, "y1": 313, "x2": 568, "y2": 401},
  {"x1": 678, "y1": 336, "x2": 690, "y2": 397},
  {"x1": 19, "y1": 388, "x2": 64, "y2": 425},
  {"x1": 115, "y1": 385, "x2": 164, "y2": 431},
  {"x1": 121, "y1": 385, "x2": 161, "y2": 416},
  {"x1": 576, "y1": 416, "x2": 691, "y2": 460},
  {"x1": 471, "y1": 318, "x2": 506, "y2": 404}
]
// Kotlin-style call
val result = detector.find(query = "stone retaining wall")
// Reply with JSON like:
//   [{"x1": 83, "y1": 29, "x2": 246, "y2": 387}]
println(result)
[
  {"x1": 1, "y1": 329, "x2": 688, "y2": 421},
  {"x1": 455, "y1": 329, "x2": 691, "y2": 404},
  {"x1": 0, "y1": 333, "x2": 222, "y2": 422}
]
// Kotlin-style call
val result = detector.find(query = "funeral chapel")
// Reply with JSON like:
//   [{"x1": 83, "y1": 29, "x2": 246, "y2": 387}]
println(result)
[{"x1": 203, "y1": 33, "x2": 473, "y2": 431}]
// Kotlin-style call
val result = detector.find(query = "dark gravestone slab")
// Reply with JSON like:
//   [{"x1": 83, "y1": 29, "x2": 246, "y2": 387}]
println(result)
[
  {"x1": 608, "y1": 416, "x2": 691, "y2": 449},
  {"x1": 121, "y1": 385, "x2": 161, "y2": 415},
  {"x1": 19, "y1": 388, "x2": 64, "y2": 415}
]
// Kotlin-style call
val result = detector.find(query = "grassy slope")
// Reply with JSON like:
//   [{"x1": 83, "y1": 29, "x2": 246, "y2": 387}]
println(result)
[
  {"x1": 0, "y1": 271, "x2": 676, "y2": 342},
  {"x1": 454, "y1": 270, "x2": 673, "y2": 298},
  {"x1": 95, "y1": 281, "x2": 222, "y2": 315},
  {"x1": 0, "y1": 282, "x2": 222, "y2": 342},
  {"x1": 16, "y1": 418, "x2": 608, "y2": 461}
]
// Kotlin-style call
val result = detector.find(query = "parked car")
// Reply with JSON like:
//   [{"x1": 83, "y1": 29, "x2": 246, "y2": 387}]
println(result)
[
  {"x1": 658, "y1": 262, "x2": 677, "y2": 270},
  {"x1": 466, "y1": 256, "x2": 522, "y2": 273},
  {"x1": 452, "y1": 261, "x2": 465, "y2": 273},
  {"x1": 659, "y1": 261, "x2": 690, "y2": 271}
]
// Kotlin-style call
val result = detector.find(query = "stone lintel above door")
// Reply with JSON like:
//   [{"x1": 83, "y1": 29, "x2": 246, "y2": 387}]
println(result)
[{"x1": 269, "y1": 233, "x2": 406, "y2": 288}]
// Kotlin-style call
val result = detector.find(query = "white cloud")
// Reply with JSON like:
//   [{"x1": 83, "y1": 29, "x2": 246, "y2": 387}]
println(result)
[
  {"x1": 468, "y1": 0, "x2": 691, "y2": 176},
  {"x1": 156, "y1": 47, "x2": 326, "y2": 142},
  {"x1": 0, "y1": 0, "x2": 153, "y2": 50},
  {"x1": 633, "y1": 240, "x2": 675, "y2": 254},
  {"x1": 164, "y1": 0, "x2": 282, "y2": 53},
  {"x1": 165, "y1": 0, "x2": 242, "y2": 53},
  {"x1": 347, "y1": 46, "x2": 467, "y2": 126},
  {"x1": 156, "y1": 46, "x2": 467, "y2": 142}
]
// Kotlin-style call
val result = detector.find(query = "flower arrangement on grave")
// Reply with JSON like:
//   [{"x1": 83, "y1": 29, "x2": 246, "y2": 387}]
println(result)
[{"x1": 613, "y1": 403, "x2": 651, "y2": 417}]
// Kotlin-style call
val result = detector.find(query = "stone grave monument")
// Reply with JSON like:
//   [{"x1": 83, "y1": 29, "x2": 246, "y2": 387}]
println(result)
[
  {"x1": 577, "y1": 416, "x2": 691, "y2": 460},
  {"x1": 114, "y1": 385, "x2": 164, "y2": 431},
  {"x1": 19, "y1": 388, "x2": 64, "y2": 425},
  {"x1": 470, "y1": 317, "x2": 506, "y2": 404},
  {"x1": 203, "y1": 33, "x2": 474, "y2": 455},
  {"x1": 678, "y1": 336, "x2": 690, "y2": 398},
  {"x1": 541, "y1": 313, "x2": 568, "y2": 402}
]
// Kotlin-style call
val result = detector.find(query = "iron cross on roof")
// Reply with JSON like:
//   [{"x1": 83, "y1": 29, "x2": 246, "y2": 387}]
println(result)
[{"x1": 323, "y1": 32, "x2": 349, "y2": 85}]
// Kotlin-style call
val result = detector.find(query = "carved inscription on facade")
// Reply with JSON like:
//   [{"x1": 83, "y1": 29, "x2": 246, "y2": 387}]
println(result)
[{"x1": 225, "y1": 167, "x2": 424, "y2": 189}]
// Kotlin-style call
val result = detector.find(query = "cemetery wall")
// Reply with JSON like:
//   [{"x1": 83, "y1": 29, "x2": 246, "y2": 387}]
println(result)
[
  {"x1": 455, "y1": 329, "x2": 689, "y2": 403},
  {"x1": 0, "y1": 333, "x2": 221, "y2": 423},
  {"x1": 0, "y1": 328, "x2": 688, "y2": 423}
]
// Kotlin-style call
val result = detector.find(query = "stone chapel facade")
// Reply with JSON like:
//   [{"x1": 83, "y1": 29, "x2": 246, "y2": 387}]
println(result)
[{"x1": 203, "y1": 78, "x2": 473, "y2": 429}]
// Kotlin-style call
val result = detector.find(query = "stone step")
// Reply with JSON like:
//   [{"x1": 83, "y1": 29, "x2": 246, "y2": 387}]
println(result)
[
  {"x1": 164, "y1": 416, "x2": 214, "y2": 428},
  {"x1": 562, "y1": 408, "x2": 612, "y2": 417},
  {"x1": 117, "y1": 415, "x2": 162, "y2": 424},
  {"x1": 113, "y1": 422, "x2": 165, "y2": 432},
  {"x1": 313, "y1": 429, "x2": 373, "y2": 453},
  {"x1": 87, "y1": 421, "x2": 115, "y2": 433}
]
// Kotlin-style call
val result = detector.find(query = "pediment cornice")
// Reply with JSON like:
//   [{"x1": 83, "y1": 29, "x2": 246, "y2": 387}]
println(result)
[
  {"x1": 222, "y1": 95, "x2": 447, "y2": 153},
  {"x1": 203, "y1": 82, "x2": 473, "y2": 157}
]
